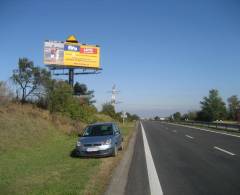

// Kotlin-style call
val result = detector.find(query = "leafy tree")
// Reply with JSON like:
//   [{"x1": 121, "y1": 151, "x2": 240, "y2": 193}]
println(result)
[
  {"x1": 227, "y1": 95, "x2": 240, "y2": 121},
  {"x1": 154, "y1": 116, "x2": 160, "y2": 120},
  {"x1": 173, "y1": 112, "x2": 181, "y2": 121},
  {"x1": 11, "y1": 58, "x2": 51, "y2": 103},
  {"x1": 48, "y1": 80, "x2": 74, "y2": 114},
  {"x1": 115, "y1": 112, "x2": 123, "y2": 121},
  {"x1": 187, "y1": 111, "x2": 197, "y2": 121},
  {"x1": 101, "y1": 103, "x2": 116, "y2": 118},
  {"x1": 131, "y1": 114, "x2": 140, "y2": 121},
  {"x1": 48, "y1": 80, "x2": 97, "y2": 123},
  {"x1": 168, "y1": 115, "x2": 173, "y2": 121},
  {"x1": 181, "y1": 113, "x2": 188, "y2": 121},
  {"x1": 199, "y1": 89, "x2": 227, "y2": 121},
  {"x1": 182, "y1": 111, "x2": 197, "y2": 121},
  {"x1": 73, "y1": 82, "x2": 95, "y2": 105},
  {"x1": 114, "y1": 111, "x2": 140, "y2": 122},
  {"x1": 126, "y1": 112, "x2": 131, "y2": 120},
  {"x1": 74, "y1": 82, "x2": 87, "y2": 95}
]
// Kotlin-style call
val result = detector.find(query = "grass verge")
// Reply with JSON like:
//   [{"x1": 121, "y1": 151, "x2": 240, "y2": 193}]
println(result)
[{"x1": 0, "y1": 103, "x2": 136, "y2": 195}]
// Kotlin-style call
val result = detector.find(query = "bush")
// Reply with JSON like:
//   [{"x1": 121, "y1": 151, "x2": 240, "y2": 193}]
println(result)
[
  {"x1": 47, "y1": 80, "x2": 97, "y2": 123},
  {"x1": 101, "y1": 103, "x2": 116, "y2": 119},
  {"x1": 0, "y1": 81, "x2": 13, "y2": 106}
]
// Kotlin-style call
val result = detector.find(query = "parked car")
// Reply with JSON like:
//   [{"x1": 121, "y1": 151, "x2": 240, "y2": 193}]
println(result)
[{"x1": 75, "y1": 122, "x2": 123, "y2": 157}]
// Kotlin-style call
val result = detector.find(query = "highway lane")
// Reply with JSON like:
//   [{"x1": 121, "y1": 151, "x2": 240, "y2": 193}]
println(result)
[
  {"x1": 125, "y1": 121, "x2": 240, "y2": 195},
  {"x1": 163, "y1": 122, "x2": 240, "y2": 155}
]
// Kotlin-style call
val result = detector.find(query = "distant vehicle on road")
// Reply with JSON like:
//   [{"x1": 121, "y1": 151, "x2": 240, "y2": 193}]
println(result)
[{"x1": 75, "y1": 122, "x2": 123, "y2": 157}]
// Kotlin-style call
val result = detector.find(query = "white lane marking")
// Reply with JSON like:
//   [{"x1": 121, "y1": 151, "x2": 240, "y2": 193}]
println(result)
[
  {"x1": 167, "y1": 123, "x2": 240, "y2": 138},
  {"x1": 185, "y1": 135, "x2": 194, "y2": 139},
  {"x1": 140, "y1": 122, "x2": 163, "y2": 195},
  {"x1": 214, "y1": 146, "x2": 236, "y2": 156},
  {"x1": 172, "y1": 130, "x2": 177, "y2": 133}
]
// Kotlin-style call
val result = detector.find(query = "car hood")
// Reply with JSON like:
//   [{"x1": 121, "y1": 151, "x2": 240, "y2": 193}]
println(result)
[{"x1": 79, "y1": 135, "x2": 113, "y2": 144}]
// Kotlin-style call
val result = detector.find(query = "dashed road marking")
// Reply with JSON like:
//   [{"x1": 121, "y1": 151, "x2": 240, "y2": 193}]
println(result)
[
  {"x1": 185, "y1": 135, "x2": 194, "y2": 139},
  {"x1": 214, "y1": 146, "x2": 236, "y2": 156}
]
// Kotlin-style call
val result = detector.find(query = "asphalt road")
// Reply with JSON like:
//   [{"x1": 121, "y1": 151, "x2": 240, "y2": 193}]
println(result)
[{"x1": 125, "y1": 121, "x2": 240, "y2": 195}]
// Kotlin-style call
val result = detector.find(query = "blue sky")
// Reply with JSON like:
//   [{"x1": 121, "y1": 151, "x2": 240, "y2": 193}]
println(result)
[{"x1": 0, "y1": 0, "x2": 240, "y2": 117}]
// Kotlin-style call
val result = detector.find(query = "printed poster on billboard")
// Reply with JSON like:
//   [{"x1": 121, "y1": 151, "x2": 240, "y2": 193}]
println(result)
[{"x1": 44, "y1": 41, "x2": 64, "y2": 65}]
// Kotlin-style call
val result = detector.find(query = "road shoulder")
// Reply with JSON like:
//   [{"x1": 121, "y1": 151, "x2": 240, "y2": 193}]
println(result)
[{"x1": 104, "y1": 122, "x2": 138, "y2": 195}]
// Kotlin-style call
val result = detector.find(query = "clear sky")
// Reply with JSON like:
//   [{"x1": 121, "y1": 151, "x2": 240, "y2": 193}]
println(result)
[{"x1": 1, "y1": 0, "x2": 240, "y2": 117}]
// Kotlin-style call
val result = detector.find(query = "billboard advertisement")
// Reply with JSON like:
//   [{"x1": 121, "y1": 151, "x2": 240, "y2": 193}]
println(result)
[
  {"x1": 44, "y1": 41, "x2": 64, "y2": 65},
  {"x1": 44, "y1": 40, "x2": 100, "y2": 69}
]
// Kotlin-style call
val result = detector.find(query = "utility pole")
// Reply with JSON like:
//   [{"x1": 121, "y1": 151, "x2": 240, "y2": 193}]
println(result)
[{"x1": 108, "y1": 84, "x2": 120, "y2": 109}]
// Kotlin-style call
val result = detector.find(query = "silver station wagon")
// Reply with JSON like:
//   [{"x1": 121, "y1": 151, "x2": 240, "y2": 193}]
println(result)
[{"x1": 75, "y1": 122, "x2": 123, "y2": 157}]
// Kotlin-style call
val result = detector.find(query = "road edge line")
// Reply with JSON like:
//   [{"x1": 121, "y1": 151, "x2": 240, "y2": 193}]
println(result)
[{"x1": 141, "y1": 122, "x2": 163, "y2": 195}]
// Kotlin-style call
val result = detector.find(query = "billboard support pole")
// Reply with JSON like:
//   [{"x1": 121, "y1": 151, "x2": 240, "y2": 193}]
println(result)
[{"x1": 69, "y1": 68, "x2": 74, "y2": 87}]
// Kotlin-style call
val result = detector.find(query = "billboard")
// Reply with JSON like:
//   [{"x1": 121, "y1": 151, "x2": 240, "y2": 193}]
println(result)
[{"x1": 44, "y1": 40, "x2": 100, "y2": 69}]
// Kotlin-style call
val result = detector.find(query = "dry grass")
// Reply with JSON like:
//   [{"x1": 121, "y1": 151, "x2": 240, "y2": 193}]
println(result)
[
  {"x1": 0, "y1": 103, "x2": 85, "y2": 153},
  {"x1": 0, "y1": 103, "x2": 136, "y2": 195},
  {"x1": 0, "y1": 103, "x2": 100, "y2": 195}
]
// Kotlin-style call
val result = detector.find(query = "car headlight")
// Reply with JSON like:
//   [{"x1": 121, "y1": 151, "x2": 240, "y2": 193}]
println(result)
[
  {"x1": 76, "y1": 141, "x2": 81, "y2": 147},
  {"x1": 102, "y1": 139, "x2": 111, "y2": 145}
]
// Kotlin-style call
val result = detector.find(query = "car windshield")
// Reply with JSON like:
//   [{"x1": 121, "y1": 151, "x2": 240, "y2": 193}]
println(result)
[{"x1": 83, "y1": 124, "x2": 114, "y2": 137}]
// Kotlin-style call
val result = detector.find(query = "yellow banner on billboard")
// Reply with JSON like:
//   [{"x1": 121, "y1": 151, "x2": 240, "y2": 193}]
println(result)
[{"x1": 64, "y1": 43, "x2": 100, "y2": 68}]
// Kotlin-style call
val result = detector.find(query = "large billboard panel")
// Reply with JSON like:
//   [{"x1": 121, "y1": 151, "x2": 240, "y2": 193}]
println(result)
[{"x1": 44, "y1": 40, "x2": 100, "y2": 69}]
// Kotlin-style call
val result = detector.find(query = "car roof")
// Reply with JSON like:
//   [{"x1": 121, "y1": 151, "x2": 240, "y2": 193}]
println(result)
[{"x1": 89, "y1": 122, "x2": 116, "y2": 126}]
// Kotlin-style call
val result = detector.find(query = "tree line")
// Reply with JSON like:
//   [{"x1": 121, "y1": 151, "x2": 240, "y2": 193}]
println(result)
[
  {"x1": 170, "y1": 89, "x2": 240, "y2": 122},
  {"x1": 0, "y1": 57, "x2": 139, "y2": 123},
  {"x1": 101, "y1": 103, "x2": 140, "y2": 122}
]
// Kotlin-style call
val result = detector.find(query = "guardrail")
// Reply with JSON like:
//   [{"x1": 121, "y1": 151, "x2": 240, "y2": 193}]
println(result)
[{"x1": 167, "y1": 120, "x2": 240, "y2": 132}]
